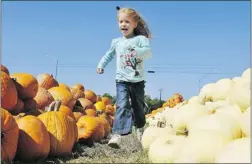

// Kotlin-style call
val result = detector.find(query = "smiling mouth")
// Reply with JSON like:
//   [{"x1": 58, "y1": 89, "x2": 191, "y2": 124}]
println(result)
[{"x1": 121, "y1": 28, "x2": 128, "y2": 32}]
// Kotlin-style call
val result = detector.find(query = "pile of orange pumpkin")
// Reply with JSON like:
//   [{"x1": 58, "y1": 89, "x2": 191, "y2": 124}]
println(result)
[
  {"x1": 162, "y1": 93, "x2": 184, "y2": 108},
  {"x1": 1, "y1": 64, "x2": 116, "y2": 163},
  {"x1": 145, "y1": 93, "x2": 184, "y2": 119}
]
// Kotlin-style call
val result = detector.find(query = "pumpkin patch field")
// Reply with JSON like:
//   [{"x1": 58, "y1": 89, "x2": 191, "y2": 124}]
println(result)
[{"x1": 1, "y1": 64, "x2": 250, "y2": 163}]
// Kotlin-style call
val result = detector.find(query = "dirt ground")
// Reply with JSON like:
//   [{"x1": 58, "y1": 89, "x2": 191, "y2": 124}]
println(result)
[{"x1": 12, "y1": 133, "x2": 150, "y2": 164}]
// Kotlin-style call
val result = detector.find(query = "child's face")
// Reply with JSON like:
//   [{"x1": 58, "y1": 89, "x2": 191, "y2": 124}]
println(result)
[{"x1": 118, "y1": 12, "x2": 137, "y2": 37}]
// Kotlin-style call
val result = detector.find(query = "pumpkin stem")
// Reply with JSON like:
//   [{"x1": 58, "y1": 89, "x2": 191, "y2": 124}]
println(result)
[
  {"x1": 96, "y1": 110, "x2": 103, "y2": 115},
  {"x1": 11, "y1": 78, "x2": 17, "y2": 83},
  {"x1": 54, "y1": 100, "x2": 62, "y2": 111},
  {"x1": 45, "y1": 100, "x2": 62, "y2": 112}
]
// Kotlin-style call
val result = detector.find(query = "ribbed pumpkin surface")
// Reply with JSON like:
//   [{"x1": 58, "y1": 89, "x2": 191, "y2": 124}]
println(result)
[
  {"x1": 38, "y1": 111, "x2": 77, "y2": 157},
  {"x1": 70, "y1": 88, "x2": 85, "y2": 100},
  {"x1": 1, "y1": 71, "x2": 18, "y2": 111},
  {"x1": 11, "y1": 73, "x2": 38, "y2": 99},
  {"x1": 16, "y1": 115, "x2": 50, "y2": 162},
  {"x1": 37, "y1": 73, "x2": 59, "y2": 90},
  {"x1": 77, "y1": 115, "x2": 105, "y2": 142},
  {"x1": 71, "y1": 83, "x2": 85, "y2": 92},
  {"x1": 48, "y1": 87, "x2": 75, "y2": 110},
  {"x1": 34, "y1": 87, "x2": 54, "y2": 110},
  {"x1": 1, "y1": 108, "x2": 19, "y2": 162}
]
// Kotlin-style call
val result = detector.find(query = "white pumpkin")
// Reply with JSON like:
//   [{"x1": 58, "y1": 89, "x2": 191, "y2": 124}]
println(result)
[
  {"x1": 241, "y1": 68, "x2": 250, "y2": 83},
  {"x1": 174, "y1": 130, "x2": 227, "y2": 163},
  {"x1": 228, "y1": 82, "x2": 250, "y2": 112},
  {"x1": 171, "y1": 103, "x2": 209, "y2": 135},
  {"x1": 215, "y1": 137, "x2": 250, "y2": 163},
  {"x1": 212, "y1": 78, "x2": 234, "y2": 102},
  {"x1": 141, "y1": 126, "x2": 174, "y2": 150},
  {"x1": 239, "y1": 106, "x2": 250, "y2": 137},
  {"x1": 205, "y1": 100, "x2": 230, "y2": 111},
  {"x1": 187, "y1": 113, "x2": 242, "y2": 143},
  {"x1": 209, "y1": 104, "x2": 243, "y2": 124},
  {"x1": 148, "y1": 134, "x2": 187, "y2": 163},
  {"x1": 188, "y1": 96, "x2": 203, "y2": 105},
  {"x1": 198, "y1": 83, "x2": 216, "y2": 103}
]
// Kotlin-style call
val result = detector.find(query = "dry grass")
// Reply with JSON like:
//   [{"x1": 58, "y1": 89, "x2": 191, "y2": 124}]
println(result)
[{"x1": 12, "y1": 133, "x2": 151, "y2": 164}]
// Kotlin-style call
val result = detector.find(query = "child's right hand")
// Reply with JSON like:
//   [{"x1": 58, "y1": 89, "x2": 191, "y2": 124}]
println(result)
[{"x1": 97, "y1": 68, "x2": 104, "y2": 74}]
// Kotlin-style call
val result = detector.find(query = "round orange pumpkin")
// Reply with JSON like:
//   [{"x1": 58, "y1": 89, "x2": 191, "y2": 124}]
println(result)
[
  {"x1": 84, "y1": 90, "x2": 97, "y2": 103},
  {"x1": 1, "y1": 71, "x2": 18, "y2": 111},
  {"x1": 85, "y1": 108, "x2": 97, "y2": 117},
  {"x1": 34, "y1": 87, "x2": 54, "y2": 110},
  {"x1": 58, "y1": 105, "x2": 76, "y2": 122},
  {"x1": 37, "y1": 73, "x2": 59, "y2": 90},
  {"x1": 10, "y1": 73, "x2": 38, "y2": 99},
  {"x1": 16, "y1": 115, "x2": 50, "y2": 162},
  {"x1": 77, "y1": 98, "x2": 96, "y2": 111},
  {"x1": 102, "y1": 97, "x2": 112, "y2": 105},
  {"x1": 1, "y1": 108, "x2": 19, "y2": 162},
  {"x1": 1, "y1": 64, "x2": 9, "y2": 75},
  {"x1": 94, "y1": 101, "x2": 106, "y2": 112},
  {"x1": 70, "y1": 88, "x2": 85, "y2": 101},
  {"x1": 77, "y1": 115, "x2": 105, "y2": 142},
  {"x1": 71, "y1": 83, "x2": 85, "y2": 92},
  {"x1": 48, "y1": 86, "x2": 76, "y2": 110},
  {"x1": 58, "y1": 83, "x2": 71, "y2": 92},
  {"x1": 105, "y1": 104, "x2": 115, "y2": 116},
  {"x1": 98, "y1": 115, "x2": 111, "y2": 138},
  {"x1": 73, "y1": 112, "x2": 84, "y2": 122},
  {"x1": 38, "y1": 109, "x2": 77, "y2": 157}
]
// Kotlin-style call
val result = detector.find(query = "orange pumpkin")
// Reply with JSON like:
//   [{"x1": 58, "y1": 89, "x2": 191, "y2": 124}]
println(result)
[
  {"x1": 70, "y1": 88, "x2": 85, "y2": 101},
  {"x1": 98, "y1": 115, "x2": 111, "y2": 138},
  {"x1": 1, "y1": 64, "x2": 9, "y2": 75},
  {"x1": 71, "y1": 83, "x2": 85, "y2": 92},
  {"x1": 10, "y1": 73, "x2": 38, "y2": 99},
  {"x1": 34, "y1": 87, "x2": 54, "y2": 110},
  {"x1": 102, "y1": 97, "x2": 112, "y2": 105},
  {"x1": 100, "y1": 113, "x2": 114, "y2": 127},
  {"x1": 77, "y1": 115, "x2": 105, "y2": 142},
  {"x1": 1, "y1": 71, "x2": 18, "y2": 111},
  {"x1": 1, "y1": 108, "x2": 19, "y2": 162},
  {"x1": 77, "y1": 98, "x2": 96, "y2": 111},
  {"x1": 58, "y1": 105, "x2": 76, "y2": 122},
  {"x1": 37, "y1": 73, "x2": 59, "y2": 90},
  {"x1": 73, "y1": 112, "x2": 84, "y2": 122},
  {"x1": 48, "y1": 86, "x2": 76, "y2": 110},
  {"x1": 85, "y1": 108, "x2": 97, "y2": 117},
  {"x1": 38, "y1": 101, "x2": 77, "y2": 157},
  {"x1": 94, "y1": 101, "x2": 106, "y2": 112},
  {"x1": 84, "y1": 90, "x2": 97, "y2": 103},
  {"x1": 12, "y1": 97, "x2": 25, "y2": 115},
  {"x1": 16, "y1": 115, "x2": 50, "y2": 162},
  {"x1": 58, "y1": 83, "x2": 71, "y2": 92},
  {"x1": 104, "y1": 104, "x2": 115, "y2": 116},
  {"x1": 96, "y1": 95, "x2": 102, "y2": 102}
]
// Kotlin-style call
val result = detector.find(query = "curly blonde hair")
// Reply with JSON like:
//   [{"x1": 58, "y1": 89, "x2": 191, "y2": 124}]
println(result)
[{"x1": 117, "y1": 7, "x2": 151, "y2": 39}]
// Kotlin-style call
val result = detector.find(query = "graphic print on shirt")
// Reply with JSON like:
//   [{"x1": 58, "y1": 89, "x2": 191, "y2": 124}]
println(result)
[{"x1": 120, "y1": 49, "x2": 143, "y2": 77}]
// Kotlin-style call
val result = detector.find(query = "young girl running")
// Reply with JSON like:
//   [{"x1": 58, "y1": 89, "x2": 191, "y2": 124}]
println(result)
[{"x1": 97, "y1": 6, "x2": 152, "y2": 148}]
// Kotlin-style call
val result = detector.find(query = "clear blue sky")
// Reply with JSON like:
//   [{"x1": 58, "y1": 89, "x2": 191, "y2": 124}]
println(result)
[{"x1": 2, "y1": 1, "x2": 250, "y2": 100}]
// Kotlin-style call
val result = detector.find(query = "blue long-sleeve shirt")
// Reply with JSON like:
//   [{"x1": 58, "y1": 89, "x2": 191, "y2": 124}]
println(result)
[{"x1": 97, "y1": 35, "x2": 152, "y2": 83}]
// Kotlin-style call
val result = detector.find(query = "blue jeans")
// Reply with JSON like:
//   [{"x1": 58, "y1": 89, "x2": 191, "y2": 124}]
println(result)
[{"x1": 112, "y1": 80, "x2": 146, "y2": 135}]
